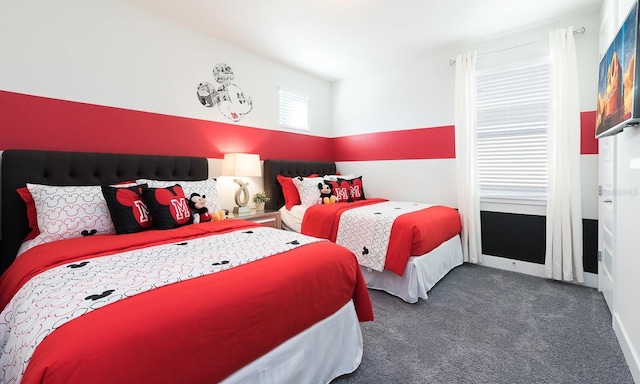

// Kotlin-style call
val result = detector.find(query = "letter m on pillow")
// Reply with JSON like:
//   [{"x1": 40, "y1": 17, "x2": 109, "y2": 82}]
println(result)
[
  {"x1": 171, "y1": 198, "x2": 191, "y2": 220},
  {"x1": 133, "y1": 200, "x2": 151, "y2": 223},
  {"x1": 349, "y1": 185, "x2": 362, "y2": 199},
  {"x1": 328, "y1": 180, "x2": 351, "y2": 203}
]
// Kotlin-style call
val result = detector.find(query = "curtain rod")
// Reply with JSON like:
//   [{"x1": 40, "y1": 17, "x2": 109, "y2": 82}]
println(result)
[{"x1": 449, "y1": 26, "x2": 585, "y2": 65}]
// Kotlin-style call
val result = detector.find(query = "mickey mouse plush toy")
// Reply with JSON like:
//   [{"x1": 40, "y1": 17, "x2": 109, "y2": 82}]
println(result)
[
  {"x1": 318, "y1": 182, "x2": 337, "y2": 204},
  {"x1": 189, "y1": 193, "x2": 227, "y2": 223},
  {"x1": 188, "y1": 193, "x2": 212, "y2": 223}
]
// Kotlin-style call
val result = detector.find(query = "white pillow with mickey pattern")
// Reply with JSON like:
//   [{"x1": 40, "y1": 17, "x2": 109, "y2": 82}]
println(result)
[
  {"x1": 26, "y1": 183, "x2": 116, "y2": 248},
  {"x1": 292, "y1": 176, "x2": 324, "y2": 206}
]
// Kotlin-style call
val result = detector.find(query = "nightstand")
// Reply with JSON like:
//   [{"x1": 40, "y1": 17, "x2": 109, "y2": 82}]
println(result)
[{"x1": 227, "y1": 209, "x2": 282, "y2": 229}]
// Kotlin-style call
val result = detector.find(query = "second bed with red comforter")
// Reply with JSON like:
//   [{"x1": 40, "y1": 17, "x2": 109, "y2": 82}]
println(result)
[{"x1": 301, "y1": 198, "x2": 462, "y2": 276}]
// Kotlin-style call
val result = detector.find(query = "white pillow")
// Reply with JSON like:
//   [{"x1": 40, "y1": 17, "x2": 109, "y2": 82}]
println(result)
[
  {"x1": 292, "y1": 177, "x2": 324, "y2": 206},
  {"x1": 26, "y1": 183, "x2": 116, "y2": 247},
  {"x1": 137, "y1": 179, "x2": 221, "y2": 212},
  {"x1": 323, "y1": 174, "x2": 355, "y2": 181}
]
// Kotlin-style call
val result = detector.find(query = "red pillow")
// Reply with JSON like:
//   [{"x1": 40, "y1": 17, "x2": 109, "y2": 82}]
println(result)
[
  {"x1": 327, "y1": 180, "x2": 351, "y2": 202},
  {"x1": 277, "y1": 175, "x2": 302, "y2": 209},
  {"x1": 17, "y1": 187, "x2": 39, "y2": 241}
]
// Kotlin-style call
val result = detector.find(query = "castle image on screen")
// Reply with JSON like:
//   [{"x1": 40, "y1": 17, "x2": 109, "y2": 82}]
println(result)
[{"x1": 596, "y1": 2, "x2": 638, "y2": 138}]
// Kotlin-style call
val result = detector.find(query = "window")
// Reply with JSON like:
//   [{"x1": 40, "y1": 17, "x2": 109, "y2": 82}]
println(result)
[
  {"x1": 476, "y1": 57, "x2": 550, "y2": 204},
  {"x1": 279, "y1": 88, "x2": 308, "y2": 130}
]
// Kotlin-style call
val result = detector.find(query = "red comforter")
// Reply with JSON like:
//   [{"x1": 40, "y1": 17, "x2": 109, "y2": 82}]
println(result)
[
  {"x1": 0, "y1": 220, "x2": 373, "y2": 384},
  {"x1": 301, "y1": 199, "x2": 462, "y2": 276}
]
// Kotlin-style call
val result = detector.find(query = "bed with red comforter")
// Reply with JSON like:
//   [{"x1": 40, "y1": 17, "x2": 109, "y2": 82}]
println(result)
[
  {"x1": 301, "y1": 198, "x2": 462, "y2": 276},
  {"x1": 263, "y1": 159, "x2": 464, "y2": 303},
  {"x1": 0, "y1": 150, "x2": 374, "y2": 384},
  {"x1": 0, "y1": 221, "x2": 372, "y2": 383}
]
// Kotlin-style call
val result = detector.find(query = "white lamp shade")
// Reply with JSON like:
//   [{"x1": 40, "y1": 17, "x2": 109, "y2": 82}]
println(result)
[{"x1": 221, "y1": 153, "x2": 262, "y2": 177}]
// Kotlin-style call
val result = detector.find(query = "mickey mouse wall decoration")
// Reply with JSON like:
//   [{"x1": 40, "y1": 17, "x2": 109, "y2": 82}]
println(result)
[{"x1": 196, "y1": 63, "x2": 253, "y2": 122}]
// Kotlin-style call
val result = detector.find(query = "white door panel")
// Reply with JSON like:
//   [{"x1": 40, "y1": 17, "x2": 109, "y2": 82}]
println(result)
[{"x1": 598, "y1": 136, "x2": 615, "y2": 312}]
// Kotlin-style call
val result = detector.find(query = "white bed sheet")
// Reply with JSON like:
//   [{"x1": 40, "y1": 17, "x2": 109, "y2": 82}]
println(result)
[
  {"x1": 15, "y1": 240, "x2": 32, "y2": 258},
  {"x1": 362, "y1": 234, "x2": 463, "y2": 303},
  {"x1": 223, "y1": 300, "x2": 362, "y2": 383},
  {"x1": 279, "y1": 205, "x2": 307, "y2": 233}
]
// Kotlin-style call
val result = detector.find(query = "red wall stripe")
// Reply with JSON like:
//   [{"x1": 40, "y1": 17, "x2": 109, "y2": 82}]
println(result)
[
  {"x1": 580, "y1": 111, "x2": 598, "y2": 155},
  {"x1": 0, "y1": 90, "x2": 333, "y2": 162},
  {"x1": 0, "y1": 91, "x2": 598, "y2": 161},
  {"x1": 332, "y1": 112, "x2": 599, "y2": 161},
  {"x1": 332, "y1": 126, "x2": 456, "y2": 162}
]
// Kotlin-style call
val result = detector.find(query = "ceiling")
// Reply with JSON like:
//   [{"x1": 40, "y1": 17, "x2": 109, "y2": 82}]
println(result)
[{"x1": 126, "y1": 0, "x2": 603, "y2": 82}]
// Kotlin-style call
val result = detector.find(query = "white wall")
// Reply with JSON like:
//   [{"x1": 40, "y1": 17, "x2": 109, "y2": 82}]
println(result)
[
  {"x1": 332, "y1": 53, "x2": 455, "y2": 136},
  {"x1": 603, "y1": 0, "x2": 640, "y2": 381},
  {"x1": 0, "y1": 0, "x2": 600, "y2": 215},
  {"x1": 0, "y1": 0, "x2": 332, "y2": 137},
  {"x1": 332, "y1": 11, "x2": 601, "y2": 218},
  {"x1": 332, "y1": 12, "x2": 599, "y2": 134},
  {"x1": 612, "y1": 120, "x2": 640, "y2": 384},
  {"x1": 0, "y1": 0, "x2": 338, "y2": 229},
  {"x1": 337, "y1": 159, "x2": 458, "y2": 208}
]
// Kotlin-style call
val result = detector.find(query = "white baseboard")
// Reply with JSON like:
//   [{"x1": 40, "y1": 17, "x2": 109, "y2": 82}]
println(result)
[
  {"x1": 478, "y1": 254, "x2": 598, "y2": 289},
  {"x1": 613, "y1": 313, "x2": 640, "y2": 384}
]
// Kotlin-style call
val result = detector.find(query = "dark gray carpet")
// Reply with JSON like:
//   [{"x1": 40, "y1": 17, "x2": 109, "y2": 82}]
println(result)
[{"x1": 333, "y1": 264, "x2": 634, "y2": 384}]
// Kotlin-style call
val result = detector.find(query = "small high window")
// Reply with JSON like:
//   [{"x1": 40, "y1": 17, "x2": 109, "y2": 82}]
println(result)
[{"x1": 279, "y1": 88, "x2": 308, "y2": 130}]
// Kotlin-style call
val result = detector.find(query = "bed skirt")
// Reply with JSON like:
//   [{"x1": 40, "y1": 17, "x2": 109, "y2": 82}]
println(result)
[
  {"x1": 362, "y1": 235, "x2": 463, "y2": 303},
  {"x1": 224, "y1": 300, "x2": 363, "y2": 383}
]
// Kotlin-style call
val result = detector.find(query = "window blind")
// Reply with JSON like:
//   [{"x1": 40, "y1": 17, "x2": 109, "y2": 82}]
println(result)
[
  {"x1": 476, "y1": 57, "x2": 550, "y2": 203},
  {"x1": 279, "y1": 88, "x2": 308, "y2": 130}
]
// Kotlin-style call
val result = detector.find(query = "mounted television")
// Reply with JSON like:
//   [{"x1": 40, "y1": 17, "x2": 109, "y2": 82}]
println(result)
[{"x1": 596, "y1": 1, "x2": 640, "y2": 138}]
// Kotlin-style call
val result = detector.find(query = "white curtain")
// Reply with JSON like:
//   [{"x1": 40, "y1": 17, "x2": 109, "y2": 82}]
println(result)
[
  {"x1": 545, "y1": 27, "x2": 584, "y2": 282},
  {"x1": 455, "y1": 52, "x2": 482, "y2": 264}
]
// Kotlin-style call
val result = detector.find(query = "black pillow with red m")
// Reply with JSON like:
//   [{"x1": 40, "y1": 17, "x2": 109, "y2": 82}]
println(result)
[
  {"x1": 141, "y1": 184, "x2": 192, "y2": 229},
  {"x1": 102, "y1": 184, "x2": 154, "y2": 234}
]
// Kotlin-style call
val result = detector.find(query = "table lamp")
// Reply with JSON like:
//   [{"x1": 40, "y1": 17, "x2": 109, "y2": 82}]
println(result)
[{"x1": 221, "y1": 153, "x2": 261, "y2": 214}]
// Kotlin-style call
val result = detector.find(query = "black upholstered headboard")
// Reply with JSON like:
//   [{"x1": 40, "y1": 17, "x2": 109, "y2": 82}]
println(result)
[
  {"x1": 263, "y1": 159, "x2": 337, "y2": 211},
  {"x1": 0, "y1": 149, "x2": 208, "y2": 274}
]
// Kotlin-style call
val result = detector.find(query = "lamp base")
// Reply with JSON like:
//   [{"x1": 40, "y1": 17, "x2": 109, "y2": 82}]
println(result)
[{"x1": 233, "y1": 205, "x2": 251, "y2": 214}]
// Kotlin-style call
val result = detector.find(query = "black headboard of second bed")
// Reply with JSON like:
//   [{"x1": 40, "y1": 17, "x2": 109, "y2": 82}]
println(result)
[{"x1": 0, "y1": 149, "x2": 208, "y2": 275}]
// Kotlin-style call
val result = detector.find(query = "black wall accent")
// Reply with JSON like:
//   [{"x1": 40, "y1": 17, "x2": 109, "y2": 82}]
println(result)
[
  {"x1": 480, "y1": 211, "x2": 598, "y2": 274},
  {"x1": 582, "y1": 219, "x2": 598, "y2": 274},
  {"x1": 481, "y1": 211, "x2": 546, "y2": 263}
]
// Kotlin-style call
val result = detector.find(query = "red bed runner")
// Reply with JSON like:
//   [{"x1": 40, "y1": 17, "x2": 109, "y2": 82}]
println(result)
[
  {"x1": 0, "y1": 221, "x2": 373, "y2": 383},
  {"x1": 301, "y1": 199, "x2": 462, "y2": 275}
]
